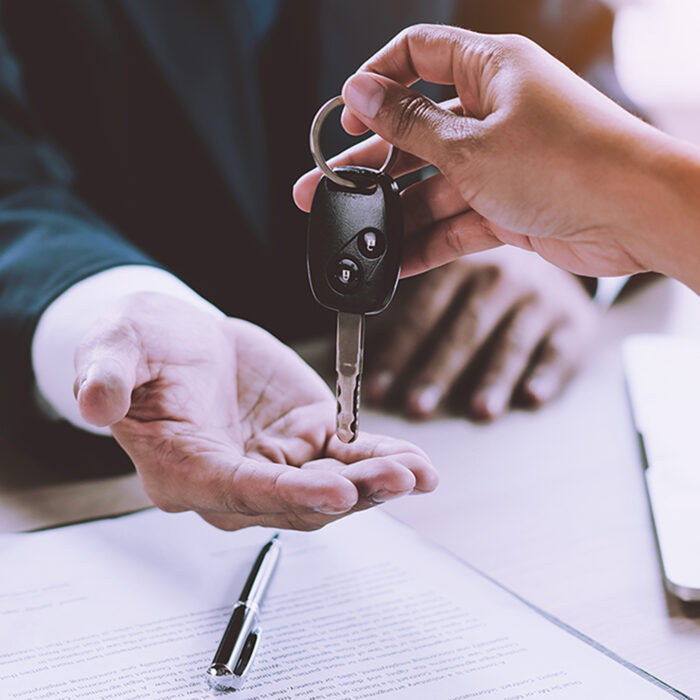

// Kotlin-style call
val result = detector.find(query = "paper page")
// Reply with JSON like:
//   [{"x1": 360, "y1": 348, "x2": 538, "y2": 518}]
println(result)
[{"x1": 0, "y1": 508, "x2": 685, "y2": 699}]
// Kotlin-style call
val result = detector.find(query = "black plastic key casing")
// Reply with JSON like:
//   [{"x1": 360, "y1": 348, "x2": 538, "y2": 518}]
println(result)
[{"x1": 307, "y1": 166, "x2": 402, "y2": 315}]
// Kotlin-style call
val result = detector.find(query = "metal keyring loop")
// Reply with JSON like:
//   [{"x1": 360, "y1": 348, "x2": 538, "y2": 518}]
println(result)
[{"x1": 310, "y1": 95, "x2": 397, "y2": 190}]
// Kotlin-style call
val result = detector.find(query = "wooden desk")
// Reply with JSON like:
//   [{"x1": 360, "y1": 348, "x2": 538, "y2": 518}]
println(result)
[{"x1": 1, "y1": 277, "x2": 698, "y2": 696}]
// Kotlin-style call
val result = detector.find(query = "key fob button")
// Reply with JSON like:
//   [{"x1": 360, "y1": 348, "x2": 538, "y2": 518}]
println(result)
[
  {"x1": 358, "y1": 228, "x2": 385, "y2": 259},
  {"x1": 329, "y1": 257, "x2": 362, "y2": 294}
]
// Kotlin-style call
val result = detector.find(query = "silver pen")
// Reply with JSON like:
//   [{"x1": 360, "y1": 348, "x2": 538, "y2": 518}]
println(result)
[{"x1": 206, "y1": 533, "x2": 281, "y2": 691}]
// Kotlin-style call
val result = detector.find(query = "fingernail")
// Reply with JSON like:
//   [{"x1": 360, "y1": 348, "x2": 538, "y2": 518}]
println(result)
[
  {"x1": 314, "y1": 504, "x2": 352, "y2": 515},
  {"x1": 370, "y1": 490, "x2": 406, "y2": 504},
  {"x1": 474, "y1": 391, "x2": 507, "y2": 419},
  {"x1": 344, "y1": 73, "x2": 385, "y2": 120},
  {"x1": 410, "y1": 385, "x2": 441, "y2": 416},
  {"x1": 366, "y1": 371, "x2": 393, "y2": 403},
  {"x1": 484, "y1": 392, "x2": 506, "y2": 418},
  {"x1": 73, "y1": 375, "x2": 87, "y2": 400},
  {"x1": 524, "y1": 378, "x2": 552, "y2": 405}
]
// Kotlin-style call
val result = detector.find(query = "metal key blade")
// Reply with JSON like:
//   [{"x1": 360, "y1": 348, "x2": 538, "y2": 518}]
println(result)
[{"x1": 336, "y1": 312, "x2": 365, "y2": 443}]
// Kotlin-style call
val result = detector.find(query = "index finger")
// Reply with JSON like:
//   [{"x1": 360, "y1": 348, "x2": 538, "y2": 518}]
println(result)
[
  {"x1": 292, "y1": 134, "x2": 424, "y2": 212},
  {"x1": 340, "y1": 24, "x2": 488, "y2": 128},
  {"x1": 361, "y1": 24, "x2": 476, "y2": 86},
  {"x1": 293, "y1": 94, "x2": 467, "y2": 213}
]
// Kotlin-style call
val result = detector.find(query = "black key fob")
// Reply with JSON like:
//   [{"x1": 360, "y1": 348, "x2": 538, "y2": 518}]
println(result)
[{"x1": 307, "y1": 166, "x2": 402, "y2": 315}]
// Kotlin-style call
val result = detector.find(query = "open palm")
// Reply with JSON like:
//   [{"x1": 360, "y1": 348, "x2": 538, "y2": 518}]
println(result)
[{"x1": 74, "y1": 293, "x2": 436, "y2": 531}]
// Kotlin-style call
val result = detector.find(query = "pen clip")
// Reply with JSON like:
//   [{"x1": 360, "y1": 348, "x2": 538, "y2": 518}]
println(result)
[
  {"x1": 233, "y1": 626, "x2": 261, "y2": 678},
  {"x1": 207, "y1": 620, "x2": 262, "y2": 691}
]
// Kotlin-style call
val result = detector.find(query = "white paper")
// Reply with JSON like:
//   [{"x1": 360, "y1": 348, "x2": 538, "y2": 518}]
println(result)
[{"x1": 0, "y1": 508, "x2": 681, "y2": 699}]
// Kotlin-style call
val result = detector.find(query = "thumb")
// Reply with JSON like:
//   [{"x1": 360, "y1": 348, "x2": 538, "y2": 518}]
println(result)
[
  {"x1": 341, "y1": 72, "x2": 467, "y2": 168},
  {"x1": 73, "y1": 322, "x2": 141, "y2": 427}
]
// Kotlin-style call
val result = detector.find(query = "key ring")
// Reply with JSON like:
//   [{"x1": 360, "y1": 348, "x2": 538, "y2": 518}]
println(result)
[{"x1": 309, "y1": 95, "x2": 397, "y2": 190}]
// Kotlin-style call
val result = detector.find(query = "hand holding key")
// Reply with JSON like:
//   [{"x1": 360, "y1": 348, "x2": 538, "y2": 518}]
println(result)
[
  {"x1": 295, "y1": 25, "x2": 700, "y2": 294},
  {"x1": 307, "y1": 97, "x2": 403, "y2": 442}
]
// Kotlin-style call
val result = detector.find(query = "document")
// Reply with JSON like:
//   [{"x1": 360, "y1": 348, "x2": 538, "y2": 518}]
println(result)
[{"x1": 0, "y1": 508, "x2": 687, "y2": 699}]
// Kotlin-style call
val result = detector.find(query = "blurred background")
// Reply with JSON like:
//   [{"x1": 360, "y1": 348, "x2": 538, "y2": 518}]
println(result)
[{"x1": 612, "y1": 0, "x2": 700, "y2": 144}]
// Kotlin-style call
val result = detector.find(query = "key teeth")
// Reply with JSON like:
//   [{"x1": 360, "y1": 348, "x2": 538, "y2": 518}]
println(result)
[
  {"x1": 352, "y1": 374, "x2": 361, "y2": 438},
  {"x1": 334, "y1": 312, "x2": 364, "y2": 444},
  {"x1": 336, "y1": 423, "x2": 356, "y2": 444},
  {"x1": 336, "y1": 375, "x2": 360, "y2": 443}
]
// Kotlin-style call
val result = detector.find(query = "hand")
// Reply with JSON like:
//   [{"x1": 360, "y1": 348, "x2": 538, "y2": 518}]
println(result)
[
  {"x1": 294, "y1": 25, "x2": 700, "y2": 291},
  {"x1": 73, "y1": 293, "x2": 437, "y2": 531},
  {"x1": 364, "y1": 247, "x2": 599, "y2": 420}
]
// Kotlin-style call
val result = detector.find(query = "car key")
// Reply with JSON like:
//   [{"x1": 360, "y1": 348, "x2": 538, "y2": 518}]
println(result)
[{"x1": 307, "y1": 97, "x2": 402, "y2": 443}]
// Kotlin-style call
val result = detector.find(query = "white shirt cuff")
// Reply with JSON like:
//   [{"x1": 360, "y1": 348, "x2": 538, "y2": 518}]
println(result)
[{"x1": 31, "y1": 265, "x2": 223, "y2": 435}]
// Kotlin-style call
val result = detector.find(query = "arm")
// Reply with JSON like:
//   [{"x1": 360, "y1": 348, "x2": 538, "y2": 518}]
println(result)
[
  {"x1": 31, "y1": 266, "x2": 438, "y2": 531},
  {"x1": 359, "y1": 3, "x2": 635, "y2": 421},
  {"x1": 0, "y1": 22, "x2": 437, "y2": 529},
  {"x1": 32, "y1": 265, "x2": 222, "y2": 434},
  {"x1": 0, "y1": 24, "x2": 157, "y2": 443}
]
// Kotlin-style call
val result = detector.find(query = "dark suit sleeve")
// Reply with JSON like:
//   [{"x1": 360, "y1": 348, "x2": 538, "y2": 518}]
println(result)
[{"x1": 0, "y1": 25, "x2": 156, "y2": 447}]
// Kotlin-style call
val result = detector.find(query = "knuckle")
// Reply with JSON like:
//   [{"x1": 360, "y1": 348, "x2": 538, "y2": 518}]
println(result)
[
  {"x1": 469, "y1": 263, "x2": 501, "y2": 292},
  {"x1": 443, "y1": 218, "x2": 468, "y2": 259},
  {"x1": 502, "y1": 333, "x2": 529, "y2": 361},
  {"x1": 397, "y1": 23, "x2": 437, "y2": 48},
  {"x1": 493, "y1": 32, "x2": 535, "y2": 63},
  {"x1": 501, "y1": 32, "x2": 535, "y2": 53},
  {"x1": 393, "y1": 93, "x2": 433, "y2": 141}
]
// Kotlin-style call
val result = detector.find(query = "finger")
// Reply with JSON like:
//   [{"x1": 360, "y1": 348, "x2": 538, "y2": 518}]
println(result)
[
  {"x1": 402, "y1": 172, "x2": 472, "y2": 237},
  {"x1": 340, "y1": 106, "x2": 370, "y2": 136},
  {"x1": 303, "y1": 455, "x2": 417, "y2": 503},
  {"x1": 401, "y1": 210, "x2": 505, "y2": 278},
  {"x1": 293, "y1": 134, "x2": 425, "y2": 212},
  {"x1": 364, "y1": 264, "x2": 466, "y2": 403},
  {"x1": 197, "y1": 509, "x2": 343, "y2": 533},
  {"x1": 197, "y1": 446, "x2": 436, "y2": 532},
  {"x1": 341, "y1": 72, "x2": 471, "y2": 171},
  {"x1": 294, "y1": 94, "x2": 466, "y2": 213},
  {"x1": 321, "y1": 432, "x2": 438, "y2": 494},
  {"x1": 339, "y1": 90, "x2": 467, "y2": 137},
  {"x1": 519, "y1": 323, "x2": 586, "y2": 407},
  {"x1": 404, "y1": 270, "x2": 517, "y2": 417},
  {"x1": 468, "y1": 302, "x2": 554, "y2": 421},
  {"x1": 74, "y1": 319, "x2": 143, "y2": 427},
  {"x1": 109, "y1": 429, "x2": 360, "y2": 517},
  {"x1": 359, "y1": 24, "x2": 491, "y2": 90}
]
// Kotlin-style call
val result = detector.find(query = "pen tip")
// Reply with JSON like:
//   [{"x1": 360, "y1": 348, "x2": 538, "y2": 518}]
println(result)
[{"x1": 271, "y1": 533, "x2": 280, "y2": 541}]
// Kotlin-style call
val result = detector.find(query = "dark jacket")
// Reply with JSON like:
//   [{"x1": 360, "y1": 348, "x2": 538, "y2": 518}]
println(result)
[{"x1": 0, "y1": 0, "x2": 630, "y2": 474}]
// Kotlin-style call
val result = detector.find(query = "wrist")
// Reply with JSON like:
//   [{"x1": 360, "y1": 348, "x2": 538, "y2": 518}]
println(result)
[
  {"x1": 654, "y1": 136, "x2": 700, "y2": 294},
  {"x1": 622, "y1": 129, "x2": 700, "y2": 293},
  {"x1": 32, "y1": 266, "x2": 223, "y2": 433}
]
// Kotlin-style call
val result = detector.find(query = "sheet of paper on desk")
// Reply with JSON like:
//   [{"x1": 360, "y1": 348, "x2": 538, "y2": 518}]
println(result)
[{"x1": 0, "y1": 509, "x2": 687, "y2": 700}]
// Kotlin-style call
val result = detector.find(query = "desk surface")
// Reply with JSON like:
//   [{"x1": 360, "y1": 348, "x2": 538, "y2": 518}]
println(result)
[{"x1": 1, "y1": 277, "x2": 699, "y2": 697}]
